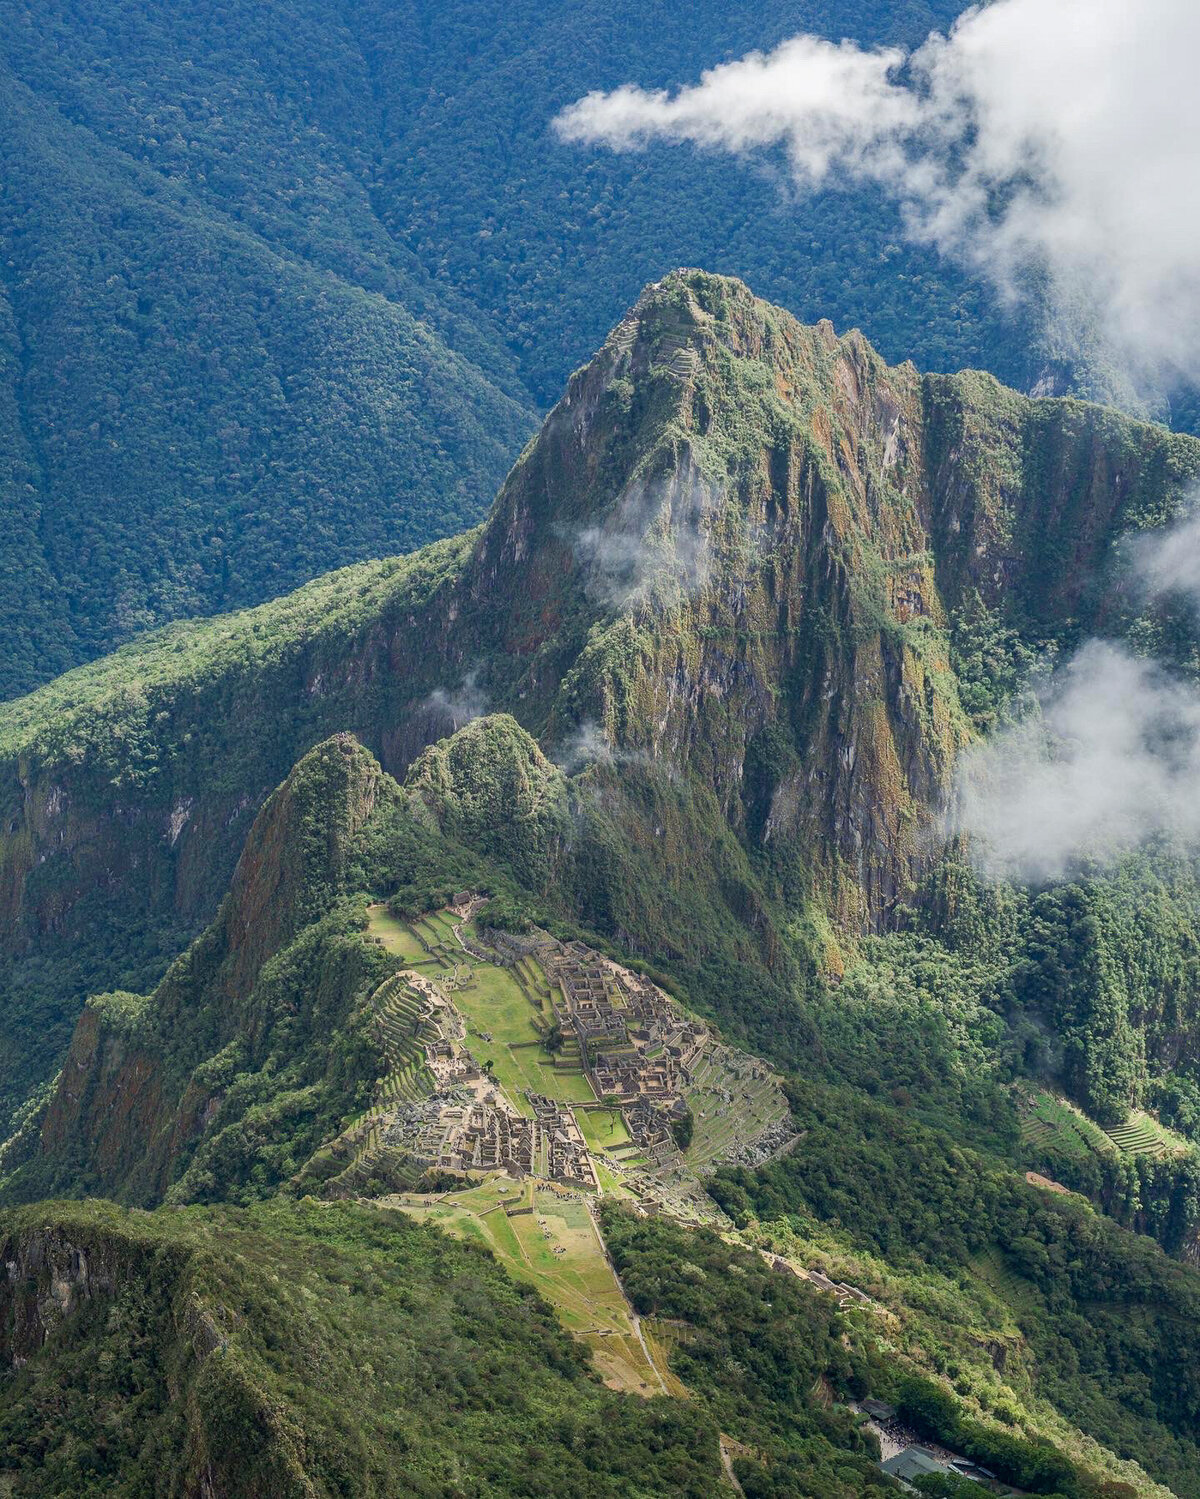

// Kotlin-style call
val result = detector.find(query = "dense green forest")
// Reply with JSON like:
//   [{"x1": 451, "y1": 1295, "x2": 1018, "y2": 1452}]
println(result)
[
  {"x1": 0, "y1": 0, "x2": 1083, "y2": 696},
  {"x1": 0, "y1": 1198, "x2": 730, "y2": 1497},
  {"x1": 710, "y1": 1078, "x2": 1200, "y2": 1497}
]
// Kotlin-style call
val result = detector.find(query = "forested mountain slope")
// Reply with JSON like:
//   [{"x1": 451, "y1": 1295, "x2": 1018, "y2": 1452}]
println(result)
[
  {"x1": 5, "y1": 273, "x2": 1200, "y2": 1497},
  {"x1": 0, "y1": 0, "x2": 1046, "y2": 697},
  {"x1": 1, "y1": 270, "x2": 1197, "y2": 1128},
  {"x1": 0, "y1": 31, "x2": 535, "y2": 698},
  {"x1": 6, "y1": 704, "x2": 1200, "y2": 1496}
]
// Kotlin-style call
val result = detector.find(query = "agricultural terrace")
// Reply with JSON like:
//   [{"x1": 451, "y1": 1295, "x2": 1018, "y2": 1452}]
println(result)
[
  {"x1": 380, "y1": 1177, "x2": 674, "y2": 1395},
  {"x1": 1104, "y1": 1109, "x2": 1189, "y2": 1159},
  {"x1": 684, "y1": 1045, "x2": 791, "y2": 1169},
  {"x1": 367, "y1": 905, "x2": 458, "y2": 968},
  {"x1": 1020, "y1": 1089, "x2": 1188, "y2": 1163}
]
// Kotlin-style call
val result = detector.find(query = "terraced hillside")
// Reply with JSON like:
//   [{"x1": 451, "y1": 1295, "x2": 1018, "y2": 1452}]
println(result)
[
  {"x1": 1020, "y1": 1089, "x2": 1189, "y2": 1166},
  {"x1": 1019, "y1": 1091, "x2": 1115, "y2": 1161},
  {"x1": 380, "y1": 1177, "x2": 677, "y2": 1397}
]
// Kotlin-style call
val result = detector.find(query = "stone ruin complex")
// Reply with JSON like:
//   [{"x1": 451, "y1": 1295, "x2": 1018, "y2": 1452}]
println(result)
[
  {"x1": 355, "y1": 912, "x2": 790, "y2": 1199},
  {"x1": 384, "y1": 1088, "x2": 596, "y2": 1190}
]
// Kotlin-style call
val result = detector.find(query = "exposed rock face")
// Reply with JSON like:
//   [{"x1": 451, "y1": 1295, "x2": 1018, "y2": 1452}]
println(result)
[
  {"x1": 2, "y1": 270, "x2": 1198, "y2": 1100},
  {"x1": 218, "y1": 731, "x2": 387, "y2": 996},
  {"x1": 34, "y1": 736, "x2": 396, "y2": 1202},
  {"x1": 0, "y1": 1221, "x2": 120, "y2": 1367}
]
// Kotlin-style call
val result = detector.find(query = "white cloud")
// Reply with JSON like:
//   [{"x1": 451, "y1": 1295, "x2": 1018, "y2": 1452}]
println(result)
[
  {"x1": 572, "y1": 461, "x2": 720, "y2": 607},
  {"x1": 953, "y1": 641, "x2": 1200, "y2": 881},
  {"x1": 1130, "y1": 505, "x2": 1200, "y2": 606},
  {"x1": 556, "y1": 37, "x2": 917, "y2": 183},
  {"x1": 554, "y1": 719, "x2": 615, "y2": 773},
  {"x1": 425, "y1": 670, "x2": 488, "y2": 731},
  {"x1": 555, "y1": 0, "x2": 1200, "y2": 392},
  {"x1": 953, "y1": 505, "x2": 1200, "y2": 881}
]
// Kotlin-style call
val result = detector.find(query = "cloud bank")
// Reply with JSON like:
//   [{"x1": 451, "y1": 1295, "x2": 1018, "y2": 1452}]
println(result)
[
  {"x1": 555, "y1": 0, "x2": 1200, "y2": 392},
  {"x1": 1130, "y1": 509, "x2": 1200, "y2": 605},
  {"x1": 953, "y1": 641, "x2": 1200, "y2": 881},
  {"x1": 953, "y1": 506, "x2": 1200, "y2": 880}
]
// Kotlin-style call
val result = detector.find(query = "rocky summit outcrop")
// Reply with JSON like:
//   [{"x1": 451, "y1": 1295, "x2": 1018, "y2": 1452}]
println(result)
[{"x1": 2, "y1": 270, "x2": 1199, "y2": 1113}]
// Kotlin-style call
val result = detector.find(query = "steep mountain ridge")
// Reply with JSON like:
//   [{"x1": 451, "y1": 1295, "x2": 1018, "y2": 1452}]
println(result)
[
  {"x1": 1, "y1": 1197, "x2": 746, "y2": 1498},
  {"x1": 0, "y1": 0, "x2": 1052, "y2": 700},
  {"x1": 26, "y1": 737, "x2": 407, "y2": 1205},
  {"x1": 2, "y1": 271, "x2": 1198, "y2": 1123}
]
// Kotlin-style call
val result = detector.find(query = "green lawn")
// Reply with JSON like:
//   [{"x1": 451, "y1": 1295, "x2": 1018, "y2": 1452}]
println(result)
[
  {"x1": 454, "y1": 957, "x2": 596, "y2": 1112},
  {"x1": 365, "y1": 905, "x2": 431, "y2": 963},
  {"x1": 577, "y1": 1107, "x2": 631, "y2": 1153}
]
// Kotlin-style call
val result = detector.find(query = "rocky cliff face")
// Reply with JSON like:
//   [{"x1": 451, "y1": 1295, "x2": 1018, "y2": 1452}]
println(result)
[
  {"x1": 32, "y1": 736, "x2": 397, "y2": 1203},
  {"x1": 0, "y1": 1201, "x2": 332, "y2": 1497},
  {"x1": 3, "y1": 270, "x2": 1199, "y2": 1114},
  {"x1": 0, "y1": 1218, "x2": 127, "y2": 1368}
]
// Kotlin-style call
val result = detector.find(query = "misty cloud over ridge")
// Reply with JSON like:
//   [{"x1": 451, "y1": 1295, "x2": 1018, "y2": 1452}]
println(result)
[
  {"x1": 953, "y1": 505, "x2": 1200, "y2": 882},
  {"x1": 555, "y1": 0, "x2": 1200, "y2": 396},
  {"x1": 952, "y1": 641, "x2": 1200, "y2": 882},
  {"x1": 425, "y1": 670, "x2": 488, "y2": 731},
  {"x1": 572, "y1": 464, "x2": 722, "y2": 608}
]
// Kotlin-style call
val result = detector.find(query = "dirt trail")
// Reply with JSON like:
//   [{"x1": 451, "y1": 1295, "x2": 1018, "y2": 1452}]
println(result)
[
  {"x1": 718, "y1": 1436, "x2": 746, "y2": 1495},
  {"x1": 585, "y1": 1204, "x2": 667, "y2": 1395}
]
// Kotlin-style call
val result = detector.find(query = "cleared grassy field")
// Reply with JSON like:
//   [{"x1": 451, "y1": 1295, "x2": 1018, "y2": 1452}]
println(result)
[
  {"x1": 365, "y1": 907, "x2": 599, "y2": 1113},
  {"x1": 576, "y1": 1107, "x2": 631, "y2": 1153},
  {"x1": 383, "y1": 1178, "x2": 667, "y2": 1394},
  {"x1": 366, "y1": 905, "x2": 445, "y2": 967},
  {"x1": 455, "y1": 957, "x2": 596, "y2": 1113},
  {"x1": 592, "y1": 1158, "x2": 635, "y2": 1196}
]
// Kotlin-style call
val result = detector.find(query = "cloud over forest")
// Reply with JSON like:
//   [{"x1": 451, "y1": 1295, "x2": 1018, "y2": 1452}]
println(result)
[{"x1": 556, "y1": 0, "x2": 1200, "y2": 396}]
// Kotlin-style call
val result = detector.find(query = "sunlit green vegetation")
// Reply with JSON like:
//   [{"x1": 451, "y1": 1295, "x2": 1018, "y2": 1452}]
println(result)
[
  {"x1": 384, "y1": 1178, "x2": 665, "y2": 1395},
  {"x1": 710, "y1": 1078, "x2": 1200, "y2": 1497},
  {"x1": 0, "y1": 1197, "x2": 725, "y2": 1496},
  {"x1": 577, "y1": 1108, "x2": 631, "y2": 1153}
]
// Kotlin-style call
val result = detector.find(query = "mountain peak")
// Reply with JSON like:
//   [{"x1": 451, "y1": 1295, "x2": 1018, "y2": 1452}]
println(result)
[{"x1": 219, "y1": 733, "x2": 389, "y2": 996}]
